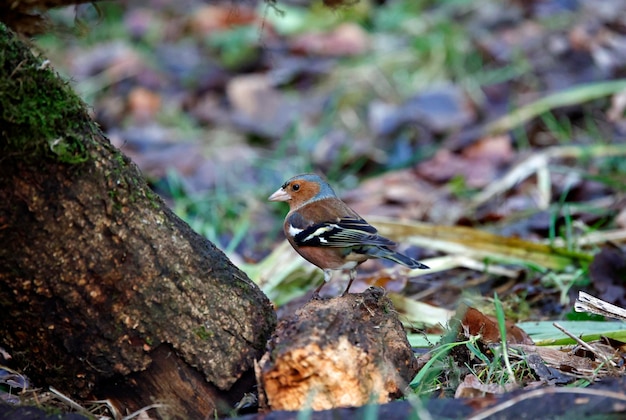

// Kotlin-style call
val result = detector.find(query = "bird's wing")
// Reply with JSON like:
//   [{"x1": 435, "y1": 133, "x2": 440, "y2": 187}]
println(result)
[{"x1": 291, "y1": 217, "x2": 396, "y2": 248}]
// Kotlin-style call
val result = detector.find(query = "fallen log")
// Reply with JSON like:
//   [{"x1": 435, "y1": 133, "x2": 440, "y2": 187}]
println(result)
[{"x1": 259, "y1": 287, "x2": 418, "y2": 411}]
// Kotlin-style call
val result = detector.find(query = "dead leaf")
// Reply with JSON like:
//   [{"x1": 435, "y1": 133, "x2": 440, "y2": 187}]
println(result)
[
  {"x1": 291, "y1": 23, "x2": 369, "y2": 56},
  {"x1": 418, "y1": 149, "x2": 495, "y2": 188},
  {"x1": 514, "y1": 344, "x2": 606, "y2": 378},
  {"x1": 341, "y1": 169, "x2": 442, "y2": 221},
  {"x1": 187, "y1": 5, "x2": 258, "y2": 35},
  {"x1": 462, "y1": 135, "x2": 514, "y2": 165},
  {"x1": 416, "y1": 134, "x2": 513, "y2": 189},
  {"x1": 455, "y1": 373, "x2": 517, "y2": 398},
  {"x1": 461, "y1": 307, "x2": 534, "y2": 345},
  {"x1": 226, "y1": 74, "x2": 300, "y2": 137},
  {"x1": 127, "y1": 87, "x2": 162, "y2": 122}
]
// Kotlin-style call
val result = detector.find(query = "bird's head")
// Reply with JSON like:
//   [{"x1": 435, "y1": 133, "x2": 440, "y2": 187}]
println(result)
[{"x1": 268, "y1": 173, "x2": 336, "y2": 210}]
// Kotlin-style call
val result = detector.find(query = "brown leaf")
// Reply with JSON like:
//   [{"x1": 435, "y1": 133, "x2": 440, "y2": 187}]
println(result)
[
  {"x1": 461, "y1": 307, "x2": 534, "y2": 345},
  {"x1": 127, "y1": 87, "x2": 162, "y2": 122},
  {"x1": 416, "y1": 135, "x2": 513, "y2": 189},
  {"x1": 341, "y1": 169, "x2": 466, "y2": 225},
  {"x1": 514, "y1": 344, "x2": 602, "y2": 377},
  {"x1": 462, "y1": 135, "x2": 514, "y2": 165},
  {"x1": 454, "y1": 373, "x2": 517, "y2": 399},
  {"x1": 187, "y1": 5, "x2": 258, "y2": 35},
  {"x1": 225, "y1": 74, "x2": 303, "y2": 137},
  {"x1": 291, "y1": 23, "x2": 369, "y2": 57}
]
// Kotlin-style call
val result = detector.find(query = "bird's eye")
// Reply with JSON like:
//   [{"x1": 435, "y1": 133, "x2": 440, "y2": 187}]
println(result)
[{"x1": 292, "y1": 183, "x2": 300, "y2": 191}]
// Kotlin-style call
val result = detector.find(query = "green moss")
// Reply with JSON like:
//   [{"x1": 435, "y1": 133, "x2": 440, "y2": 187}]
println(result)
[
  {"x1": 114, "y1": 153, "x2": 127, "y2": 166},
  {"x1": 102, "y1": 149, "x2": 163, "y2": 211},
  {"x1": 144, "y1": 185, "x2": 164, "y2": 210},
  {"x1": 0, "y1": 23, "x2": 94, "y2": 164},
  {"x1": 194, "y1": 326, "x2": 214, "y2": 340}
]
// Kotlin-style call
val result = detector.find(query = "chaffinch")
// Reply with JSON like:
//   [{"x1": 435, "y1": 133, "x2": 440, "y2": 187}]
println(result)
[{"x1": 269, "y1": 173, "x2": 429, "y2": 298}]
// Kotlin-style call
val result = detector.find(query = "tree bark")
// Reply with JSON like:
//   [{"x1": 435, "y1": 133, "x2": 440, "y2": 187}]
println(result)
[
  {"x1": 0, "y1": 0, "x2": 100, "y2": 36},
  {"x1": 0, "y1": 23, "x2": 276, "y2": 418},
  {"x1": 258, "y1": 287, "x2": 419, "y2": 411}
]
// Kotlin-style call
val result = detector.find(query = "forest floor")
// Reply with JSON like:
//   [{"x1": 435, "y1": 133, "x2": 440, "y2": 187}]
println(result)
[{"x1": 3, "y1": 0, "x2": 626, "y2": 418}]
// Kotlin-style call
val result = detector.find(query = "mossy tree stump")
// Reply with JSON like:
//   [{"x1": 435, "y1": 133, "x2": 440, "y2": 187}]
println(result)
[{"x1": 0, "y1": 23, "x2": 276, "y2": 419}]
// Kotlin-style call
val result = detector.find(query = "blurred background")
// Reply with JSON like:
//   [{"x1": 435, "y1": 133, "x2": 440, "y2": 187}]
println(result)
[{"x1": 32, "y1": 0, "x2": 626, "y2": 306}]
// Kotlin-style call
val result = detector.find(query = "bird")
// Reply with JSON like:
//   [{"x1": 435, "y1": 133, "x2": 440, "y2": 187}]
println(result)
[{"x1": 268, "y1": 173, "x2": 429, "y2": 298}]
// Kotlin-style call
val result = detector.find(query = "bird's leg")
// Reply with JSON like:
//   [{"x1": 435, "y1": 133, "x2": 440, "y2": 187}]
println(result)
[
  {"x1": 312, "y1": 269, "x2": 333, "y2": 300},
  {"x1": 341, "y1": 269, "x2": 357, "y2": 297}
]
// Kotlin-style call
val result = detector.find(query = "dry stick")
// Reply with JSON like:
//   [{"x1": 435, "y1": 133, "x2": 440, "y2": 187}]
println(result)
[
  {"x1": 550, "y1": 228, "x2": 626, "y2": 248},
  {"x1": 48, "y1": 387, "x2": 95, "y2": 417},
  {"x1": 467, "y1": 386, "x2": 626, "y2": 420},
  {"x1": 575, "y1": 291, "x2": 626, "y2": 322},
  {"x1": 552, "y1": 322, "x2": 617, "y2": 368},
  {"x1": 469, "y1": 144, "x2": 626, "y2": 209}
]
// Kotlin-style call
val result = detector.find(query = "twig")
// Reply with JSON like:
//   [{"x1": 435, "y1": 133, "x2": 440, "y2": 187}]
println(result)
[
  {"x1": 553, "y1": 322, "x2": 616, "y2": 368},
  {"x1": 469, "y1": 144, "x2": 626, "y2": 209},
  {"x1": 575, "y1": 291, "x2": 626, "y2": 322},
  {"x1": 549, "y1": 228, "x2": 626, "y2": 248},
  {"x1": 49, "y1": 387, "x2": 94, "y2": 417}
]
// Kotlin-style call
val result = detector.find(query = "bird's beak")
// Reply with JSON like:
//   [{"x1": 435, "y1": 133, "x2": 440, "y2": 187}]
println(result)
[{"x1": 268, "y1": 188, "x2": 290, "y2": 202}]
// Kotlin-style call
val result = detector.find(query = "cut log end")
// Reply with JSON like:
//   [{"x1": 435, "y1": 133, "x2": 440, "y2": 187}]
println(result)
[{"x1": 259, "y1": 287, "x2": 418, "y2": 411}]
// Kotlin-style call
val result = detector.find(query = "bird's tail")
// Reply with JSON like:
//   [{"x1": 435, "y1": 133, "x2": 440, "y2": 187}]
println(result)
[{"x1": 369, "y1": 247, "x2": 429, "y2": 269}]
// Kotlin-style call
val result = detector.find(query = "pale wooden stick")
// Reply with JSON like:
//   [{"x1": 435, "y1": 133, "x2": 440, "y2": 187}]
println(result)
[{"x1": 575, "y1": 291, "x2": 626, "y2": 322}]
